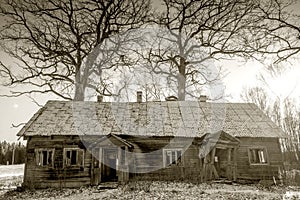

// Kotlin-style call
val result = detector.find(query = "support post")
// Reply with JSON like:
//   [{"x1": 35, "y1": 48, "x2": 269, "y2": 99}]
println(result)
[
  {"x1": 99, "y1": 148, "x2": 102, "y2": 183},
  {"x1": 210, "y1": 148, "x2": 219, "y2": 179},
  {"x1": 226, "y1": 148, "x2": 232, "y2": 180},
  {"x1": 233, "y1": 147, "x2": 237, "y2": 181}
]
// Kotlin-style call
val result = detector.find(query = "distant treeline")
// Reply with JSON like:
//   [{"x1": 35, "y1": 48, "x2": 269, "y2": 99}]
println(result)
[{"x1": 0, "y1": 141, "x2": 26, "y2": 165}]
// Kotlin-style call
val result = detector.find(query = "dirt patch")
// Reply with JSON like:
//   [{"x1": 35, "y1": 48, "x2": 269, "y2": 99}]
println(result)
[{"x1": 2, "y1": 181, "x2": 300, "y2": 200}]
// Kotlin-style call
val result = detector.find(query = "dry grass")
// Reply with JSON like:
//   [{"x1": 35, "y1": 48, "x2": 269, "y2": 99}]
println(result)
[{"x1": 2, "y1": 181, "x2": 300, "y2": 200}]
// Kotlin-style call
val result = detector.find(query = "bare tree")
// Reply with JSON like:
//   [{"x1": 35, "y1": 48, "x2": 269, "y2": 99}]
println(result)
[
  {"x1": 249, "y1": 0, "x2": 300, "y2": 66},
  {"x1": 242, "y1": 86, "x2": 300, "y2": 161},
  {"x1": 0, "y1": 0, "x2": 151, "y2": 101},
  {"x1": 136, "y1": 0, "x2": 266, "y2": 100},
  {"x1": 283, "y1": 99, "x2": 300, "y2": 154},
  {"x1": 241, "y1": 87, "x2": 271, "y2": 115}
]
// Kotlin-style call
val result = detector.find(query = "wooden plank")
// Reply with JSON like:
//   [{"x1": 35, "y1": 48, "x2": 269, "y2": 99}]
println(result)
[
  {"x1": 233, "y1": 147, "x2": 237, "y2": 181},
  {"x1": 226, "y1": 148, "x2": 232, "y2": 180},
  {"x1": 99, "y1": 148, "x2": 102, "y2": 182}
]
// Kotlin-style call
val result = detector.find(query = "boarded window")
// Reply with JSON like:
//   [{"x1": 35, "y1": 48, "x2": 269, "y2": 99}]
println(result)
[
  {"x1": 64, "y1": 148, "x2": 84, "y2": 167},
  {"x1": 35, "y1": 149, "x2": 54, "y2": 167},
  {"x1": 248, "y1": 148, "x2": 268, "y2": 164},
  {"x1": 163, "y1": 149, "x2": 182, "y2": 167}
]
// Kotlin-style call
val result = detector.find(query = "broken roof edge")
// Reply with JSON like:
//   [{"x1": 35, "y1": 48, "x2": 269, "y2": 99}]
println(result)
[{"x1": 17, "y1": 106, "x2": 46, "y2": 138}]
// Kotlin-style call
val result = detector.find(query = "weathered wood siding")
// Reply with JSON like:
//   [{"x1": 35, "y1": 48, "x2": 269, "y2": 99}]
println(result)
[
  {"x1": 24, "y1": 136, "x2": 92, "y2": 189},
  {"x1": 23, "y1": 134, "x2": 284, "y2": 188},
  {"x1": 123, "y1": 136, "x2": 203, "y2": 181},
  {"x1": 236, "y1": 137, "x2": 283, "y2": 180}
]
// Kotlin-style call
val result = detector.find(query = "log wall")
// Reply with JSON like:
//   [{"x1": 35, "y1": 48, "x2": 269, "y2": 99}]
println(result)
[
  {"x1": 236, "y1": 137, "x2": 284, "y2": 180},
  {"x1": 23, "y1": 135, "x2": 284, "y2": 188},
  {"x1": 124, "y1": 136, "x2": 203, "y2": 181},
  {"x1": 23, "y1": 136, "x2": 92, "y2": 189}
]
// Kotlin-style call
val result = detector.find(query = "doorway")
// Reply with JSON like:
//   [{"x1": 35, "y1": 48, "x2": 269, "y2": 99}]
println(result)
[
  {"x1": 215, "y1": 148, "x2": 228, "y2": 178},
  {"x1": 214, "y1": 147, "x2": 236, "y2": 181},
  {"x1": 101, "y1": 148, "x2": 118, "y2": 182}
]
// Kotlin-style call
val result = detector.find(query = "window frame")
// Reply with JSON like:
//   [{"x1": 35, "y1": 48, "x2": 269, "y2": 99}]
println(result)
[
  {"x1": 35, "y1": 148, "x2": 55, "y2": 167},
  {"x1": 163, "y1": 148, "x2": 183, "y2": 167},
  {"x1": 63, "y1": 148, "x2": 85, "y2": 168},
  {"x1": 248, "y1": 147, "x2": 269, "y2": 165}
]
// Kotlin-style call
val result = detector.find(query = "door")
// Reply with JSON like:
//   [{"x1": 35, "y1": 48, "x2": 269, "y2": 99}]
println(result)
[
  {"x1": 214, "y1": 147, "x2": 236, "y2": 180},
  {"x1": 215, "y1": 148, "x2": 227, "y2": 178},
  {"x1": 101, "y1": 148, "x2": 118, "y2": 182},
  {"x1": 91, "y1": 148, "x2": 101, "y2": 185}
]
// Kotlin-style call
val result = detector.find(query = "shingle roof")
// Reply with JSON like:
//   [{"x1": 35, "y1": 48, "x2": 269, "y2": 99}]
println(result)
[{"x1": 17, "y1": 100, "x2": 286, "y2": 138}]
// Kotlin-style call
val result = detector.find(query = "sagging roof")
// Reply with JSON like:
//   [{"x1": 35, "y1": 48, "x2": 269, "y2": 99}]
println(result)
[{"x1": 17, "y1": 100, "x2": 286, "y2": 138}]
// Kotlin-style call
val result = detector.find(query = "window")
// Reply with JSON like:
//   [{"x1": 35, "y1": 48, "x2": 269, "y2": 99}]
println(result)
[
  {"x1": 163, "y1": 149, "x2": 182, "y2": 167},
  {"x1": 64, "y1": 148, "x2": 84, "y2": 167},
  {"x1": 35, "y1": 149, "x2": 54, "y2": 167},
  {"x1": 248, "y1": 147, "x2": 268, "y2": 165}
]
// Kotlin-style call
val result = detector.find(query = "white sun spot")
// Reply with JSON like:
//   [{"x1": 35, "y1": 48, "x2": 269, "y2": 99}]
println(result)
[{"x1": 13, "y1": 104, "x2": 19, "y2": 108}]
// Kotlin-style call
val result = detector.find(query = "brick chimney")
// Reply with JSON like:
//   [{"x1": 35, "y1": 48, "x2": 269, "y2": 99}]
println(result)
[
  {"x1": 97, "y1": 95, "x2": 103, "y2": 102},
  {"x1": 137, "y1": 91, "x2": 142, "y2": 103},
  {"x1": 199, "y1": 95, "x2": 208, "y2": 102}
]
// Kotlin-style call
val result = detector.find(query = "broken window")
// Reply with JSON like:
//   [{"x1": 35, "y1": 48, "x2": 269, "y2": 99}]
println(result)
[
  {"x1": 35, "y1": 149, "x2": 54, "y2": 167},
  {"x1": 163, "y1": 149, "x2": 182, "y2": 167},
  {"x1": 248, "y1": 147, "x2": 268, "y2": 164},
  {"x1": 64, "y1": 148, "x2": 84, "y2": 167}
]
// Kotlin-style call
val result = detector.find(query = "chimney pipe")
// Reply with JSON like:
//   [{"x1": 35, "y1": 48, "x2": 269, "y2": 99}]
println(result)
[
  {"x1": 199, "y1": 95, "x2": 208, "y2": 102},
  {"x1": 97, "y1": 95, "x2": 103, "y2": 102},
  {"x1": 137, "y1": 91, "x2": 142, "y2": 103}
]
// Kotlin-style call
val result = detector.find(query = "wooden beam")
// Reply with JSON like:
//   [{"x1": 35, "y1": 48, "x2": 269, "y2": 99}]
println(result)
[
  {"x1": 233, "y1": 147, "x2": 237, "y2": 181},
  {"x1": 226, "y1": 148, "x2": 232, "y2": 180},
  {"x1": 211, "y1": 148, "x2": 219, "y2": 179},
  {"x1": 99, "y1": 148, "x2": 102, "y2": 183},
  {"x1": 203, "y1": 154, "x2": 208, "y2": 181}
]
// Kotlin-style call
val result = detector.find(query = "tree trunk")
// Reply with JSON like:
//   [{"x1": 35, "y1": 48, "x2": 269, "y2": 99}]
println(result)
[
  {"x1": 74, "y1": 84, "x2": 85, "y2": 101},
  {"x1": 74, "y1": 71, "x2": 85, "y2": 101},
  {"x1": 177, "y1": 58, "x2": 186, "y2": 101},
  {"x1": 177, "y1": 73, "x2": 186, "y2": 101}
]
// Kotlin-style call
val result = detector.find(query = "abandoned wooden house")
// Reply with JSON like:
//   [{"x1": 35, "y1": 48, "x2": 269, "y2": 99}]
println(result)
[{"x1": 18, "y1": 93, "x2": 286, "y2": 188}]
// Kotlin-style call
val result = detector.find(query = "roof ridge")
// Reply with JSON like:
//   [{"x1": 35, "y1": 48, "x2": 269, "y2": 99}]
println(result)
[{"x1": 44, "y1": 99, "x2": 256, "y2": 105}]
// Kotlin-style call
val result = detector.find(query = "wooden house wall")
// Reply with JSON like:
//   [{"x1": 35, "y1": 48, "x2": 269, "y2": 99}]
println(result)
[
  {"x1": 23, "y1": 136, "x2": 92, "y2": 189},
  {"x1": 123, "y1": 136, "x2": 202, "y2": 181},
  {"x1": 23, "y1": 135, "x2": 284, "y2": 188},
  {"x1": 236, "y1": 137, "x2": 283, "y2": 180}
]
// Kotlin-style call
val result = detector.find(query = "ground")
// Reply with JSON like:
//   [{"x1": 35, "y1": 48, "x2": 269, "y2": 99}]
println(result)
[
  {"x1": 1, "y1": 164, "x2": 300, "y2": 200},
  {"x1": 0, "y1": 164, "x2": 24, "y2": 196},
  {"x1": 2, "y1": 181, "x2": 300, "y2": 200}
]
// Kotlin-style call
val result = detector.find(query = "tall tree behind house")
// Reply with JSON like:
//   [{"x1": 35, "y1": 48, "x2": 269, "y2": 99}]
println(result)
[
  {"x1": 1, "y1": 0, "x2": 300, "y2": 101},
  {"x1": 0, "y1": 0, "x2": 151, "y2": 101}
]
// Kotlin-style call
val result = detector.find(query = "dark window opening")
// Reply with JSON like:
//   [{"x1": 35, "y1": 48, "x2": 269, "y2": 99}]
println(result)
[
  {"x1": 35, "y1": 149, "x2": 54, "y2": 167},
  {"x1": 64, "y1": 148, "x2": 84, "y2": 167},
  {"x1": 248, "y1": 148, "x2": 268, "y2": 164},
  {"x1": 164, "y1": 149, "x2": 182, "y2": 167}
]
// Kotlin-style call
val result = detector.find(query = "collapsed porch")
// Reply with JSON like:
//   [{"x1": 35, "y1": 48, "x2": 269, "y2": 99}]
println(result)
[
  {"x1": 88, "y1": 134, "x2": 133, "y2": 185},
  {"x1": 197, "y1": 131, "x2": 240, "y2": 182},
  {"x1": 87, "y1": 131, "x2": 240, "y2": 184}
]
